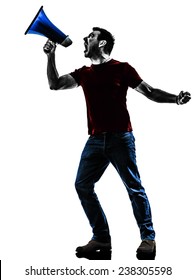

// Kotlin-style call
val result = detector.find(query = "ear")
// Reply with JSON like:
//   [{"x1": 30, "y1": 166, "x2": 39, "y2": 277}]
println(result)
[{"x1": 99, "y1": 40, "x2": 107, "y2": 48}]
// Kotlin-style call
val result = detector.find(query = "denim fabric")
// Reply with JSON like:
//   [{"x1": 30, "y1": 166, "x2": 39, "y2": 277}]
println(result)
[{"x1": 75, "y1": 132, "x2": 155, "y2": 242}]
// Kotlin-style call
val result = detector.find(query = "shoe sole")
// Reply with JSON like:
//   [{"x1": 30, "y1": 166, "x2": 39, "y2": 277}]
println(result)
[
  {"x1": 76, "y1": 248, "x2": 112, "y2": 260},
  {"x1": 136, "y1": 245, "x2": 156, "y2": 260}
]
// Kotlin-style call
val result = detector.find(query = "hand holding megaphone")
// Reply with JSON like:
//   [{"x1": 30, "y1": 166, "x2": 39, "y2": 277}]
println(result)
[{"x1": 43, "y1": 39, "x2": 56, "y2": 54}]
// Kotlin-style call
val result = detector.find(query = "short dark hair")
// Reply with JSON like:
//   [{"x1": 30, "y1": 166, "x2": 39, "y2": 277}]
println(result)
[{"x1": 93, "y1": 27, "x2": 115, "y2": 55}]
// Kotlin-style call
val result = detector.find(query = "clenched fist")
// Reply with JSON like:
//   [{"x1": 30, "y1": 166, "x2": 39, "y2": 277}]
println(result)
[
  {"x1": 43, "y1": 39, "x2": 56, "y2": 54},
  {"x1": 176, "y1": 91, "x2": 191, "y2": 105}
]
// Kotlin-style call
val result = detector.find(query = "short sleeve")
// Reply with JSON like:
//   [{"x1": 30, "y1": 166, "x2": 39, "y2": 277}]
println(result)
[
  {"x1": 124, "y1": 63, "x2": 143, "y2": 89},
  {"x1": 69, "y1": 66, "x2": 86, "y2": 86}
]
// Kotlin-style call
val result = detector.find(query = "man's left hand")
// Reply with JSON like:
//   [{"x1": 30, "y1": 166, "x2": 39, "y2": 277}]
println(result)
[{"x1": 176, "y1": 91, "x2": 191, "y2": 105}]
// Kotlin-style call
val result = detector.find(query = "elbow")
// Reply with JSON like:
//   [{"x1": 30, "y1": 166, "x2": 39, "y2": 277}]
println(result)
[
  {"x1": 50, "y1": 85, "x2": 57, "y2": 90},
  {"x1": 49, "y1": 82, "x2": 59, "y2": 90}
]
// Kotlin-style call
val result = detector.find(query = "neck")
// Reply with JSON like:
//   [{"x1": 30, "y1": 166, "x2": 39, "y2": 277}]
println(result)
[{"x1": 90, "y1": 53, "x2": 111, "y2": 65}]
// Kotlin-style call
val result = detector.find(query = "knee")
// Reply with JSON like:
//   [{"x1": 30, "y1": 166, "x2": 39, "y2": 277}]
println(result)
[
  {"x1": 75, "y1": 179, "x2": 88, "y2": 194},
  {"x1": 125, "y1": 182, "x2": 146, "y2": 196},
  {"x1": 75, "y1": 179, "x2": 94, "y2": 199},
  {"x1": 75, "y1": 179, "x2": 83, "y2": 193}
]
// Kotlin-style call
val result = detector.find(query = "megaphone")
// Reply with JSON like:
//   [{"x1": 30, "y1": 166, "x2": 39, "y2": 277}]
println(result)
[{"x1": 25, "y1": 6, "x2": 72, "y2": 48}]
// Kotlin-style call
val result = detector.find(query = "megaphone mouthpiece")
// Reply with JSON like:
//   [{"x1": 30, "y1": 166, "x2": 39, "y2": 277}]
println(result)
[{"x1": 25, "y1": 6, "x2": 72, "y2": 48}]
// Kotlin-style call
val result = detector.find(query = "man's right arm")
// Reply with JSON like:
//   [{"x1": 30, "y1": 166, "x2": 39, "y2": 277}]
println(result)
[{"x1": 44, "y1": 40, "x2": 78, "y2": 90}]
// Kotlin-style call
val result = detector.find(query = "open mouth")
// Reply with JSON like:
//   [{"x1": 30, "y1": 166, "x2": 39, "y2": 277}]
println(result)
[{"x1": 84, "y1": 43, "x2": 88, "y2": 53}]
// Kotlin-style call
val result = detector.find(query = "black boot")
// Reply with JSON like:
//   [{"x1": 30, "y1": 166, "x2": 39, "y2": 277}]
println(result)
[
  {"x1": 76, "y1": 240, "x2": 112, "y2": 260},
  {"x1": 136, "y1": 240, "x2": 156, "y2": 260}
]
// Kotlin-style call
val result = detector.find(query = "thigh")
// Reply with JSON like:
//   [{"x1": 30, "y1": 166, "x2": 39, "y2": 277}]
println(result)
[
  {"x1": 109, "y1": 132, "x2": 141, "y2": 184},
  {"x1": 75, "y1": 137, "x2": 110, "y2": 185}
]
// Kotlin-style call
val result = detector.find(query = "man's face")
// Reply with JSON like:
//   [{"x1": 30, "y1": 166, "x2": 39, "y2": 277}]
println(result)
[{"x1": 83, "y1": 30, "x2": 101, "y2": 58}]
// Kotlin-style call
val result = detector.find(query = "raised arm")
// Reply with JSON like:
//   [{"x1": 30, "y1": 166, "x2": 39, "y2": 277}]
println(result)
[
  {"x1": 135, "y1": 81, "x2": 191, "y2": 105},
  {"x1": 43, "y1": 40, "x2": 78, "y2": 90}
]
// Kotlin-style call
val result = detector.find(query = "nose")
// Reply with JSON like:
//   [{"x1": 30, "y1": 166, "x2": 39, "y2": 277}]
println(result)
[{"x1": 83, "y1": 37, "x2": 88, "y2": 43}]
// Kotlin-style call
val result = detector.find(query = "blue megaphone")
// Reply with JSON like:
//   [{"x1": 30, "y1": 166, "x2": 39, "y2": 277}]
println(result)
[{"x1": 25, "y1": 6, "x2": 72, "y2": 47}]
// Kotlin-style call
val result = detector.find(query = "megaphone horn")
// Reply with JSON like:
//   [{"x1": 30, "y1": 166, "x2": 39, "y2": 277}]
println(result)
[{"x1": 25, "y1": 6, "x2": 72, "y2": 48}]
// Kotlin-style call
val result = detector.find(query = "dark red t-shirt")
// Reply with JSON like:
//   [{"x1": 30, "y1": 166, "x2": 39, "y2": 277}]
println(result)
[{"x1": 70, "y1": 59, "x2": 142, "y2": 135}]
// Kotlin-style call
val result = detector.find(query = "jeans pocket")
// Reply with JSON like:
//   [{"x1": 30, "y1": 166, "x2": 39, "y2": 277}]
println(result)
[{"x1": 116, "y1": 131, "x2": 134, "y2": 139}]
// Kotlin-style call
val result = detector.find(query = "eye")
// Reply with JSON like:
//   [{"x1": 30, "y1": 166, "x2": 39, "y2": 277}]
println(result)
[{"x1": 89, "y1": 33, "x2": 94, "y2": 38}]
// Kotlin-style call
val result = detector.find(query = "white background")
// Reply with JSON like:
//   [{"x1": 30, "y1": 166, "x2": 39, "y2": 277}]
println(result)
[{"x1": 0, "y1": 0, "x2": 194, "y2": 279}]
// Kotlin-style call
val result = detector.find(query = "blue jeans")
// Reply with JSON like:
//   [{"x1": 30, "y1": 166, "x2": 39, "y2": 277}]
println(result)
[{"x1": 75, "y1": 132, "x2": 155, "y2": 242}]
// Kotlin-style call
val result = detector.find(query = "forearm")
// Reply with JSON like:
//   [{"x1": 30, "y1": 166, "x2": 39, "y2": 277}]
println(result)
[
  {"x1": 47, "y1": 53, "x2": 59, "y2": 90},
  {"x1": 150, "y1": 88, "x2": 177, "y2": 103},
  {"x1": 136, "y1": 81, "x2": 191, "y2": 105},
  {"x1": 136, "y1": 82, "x2": 177, "y2": 103}
]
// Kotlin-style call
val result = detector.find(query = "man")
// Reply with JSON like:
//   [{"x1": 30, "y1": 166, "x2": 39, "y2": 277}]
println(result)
[{"x1": 44, "y1": 27, "x2": 191, "y2": 260}]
